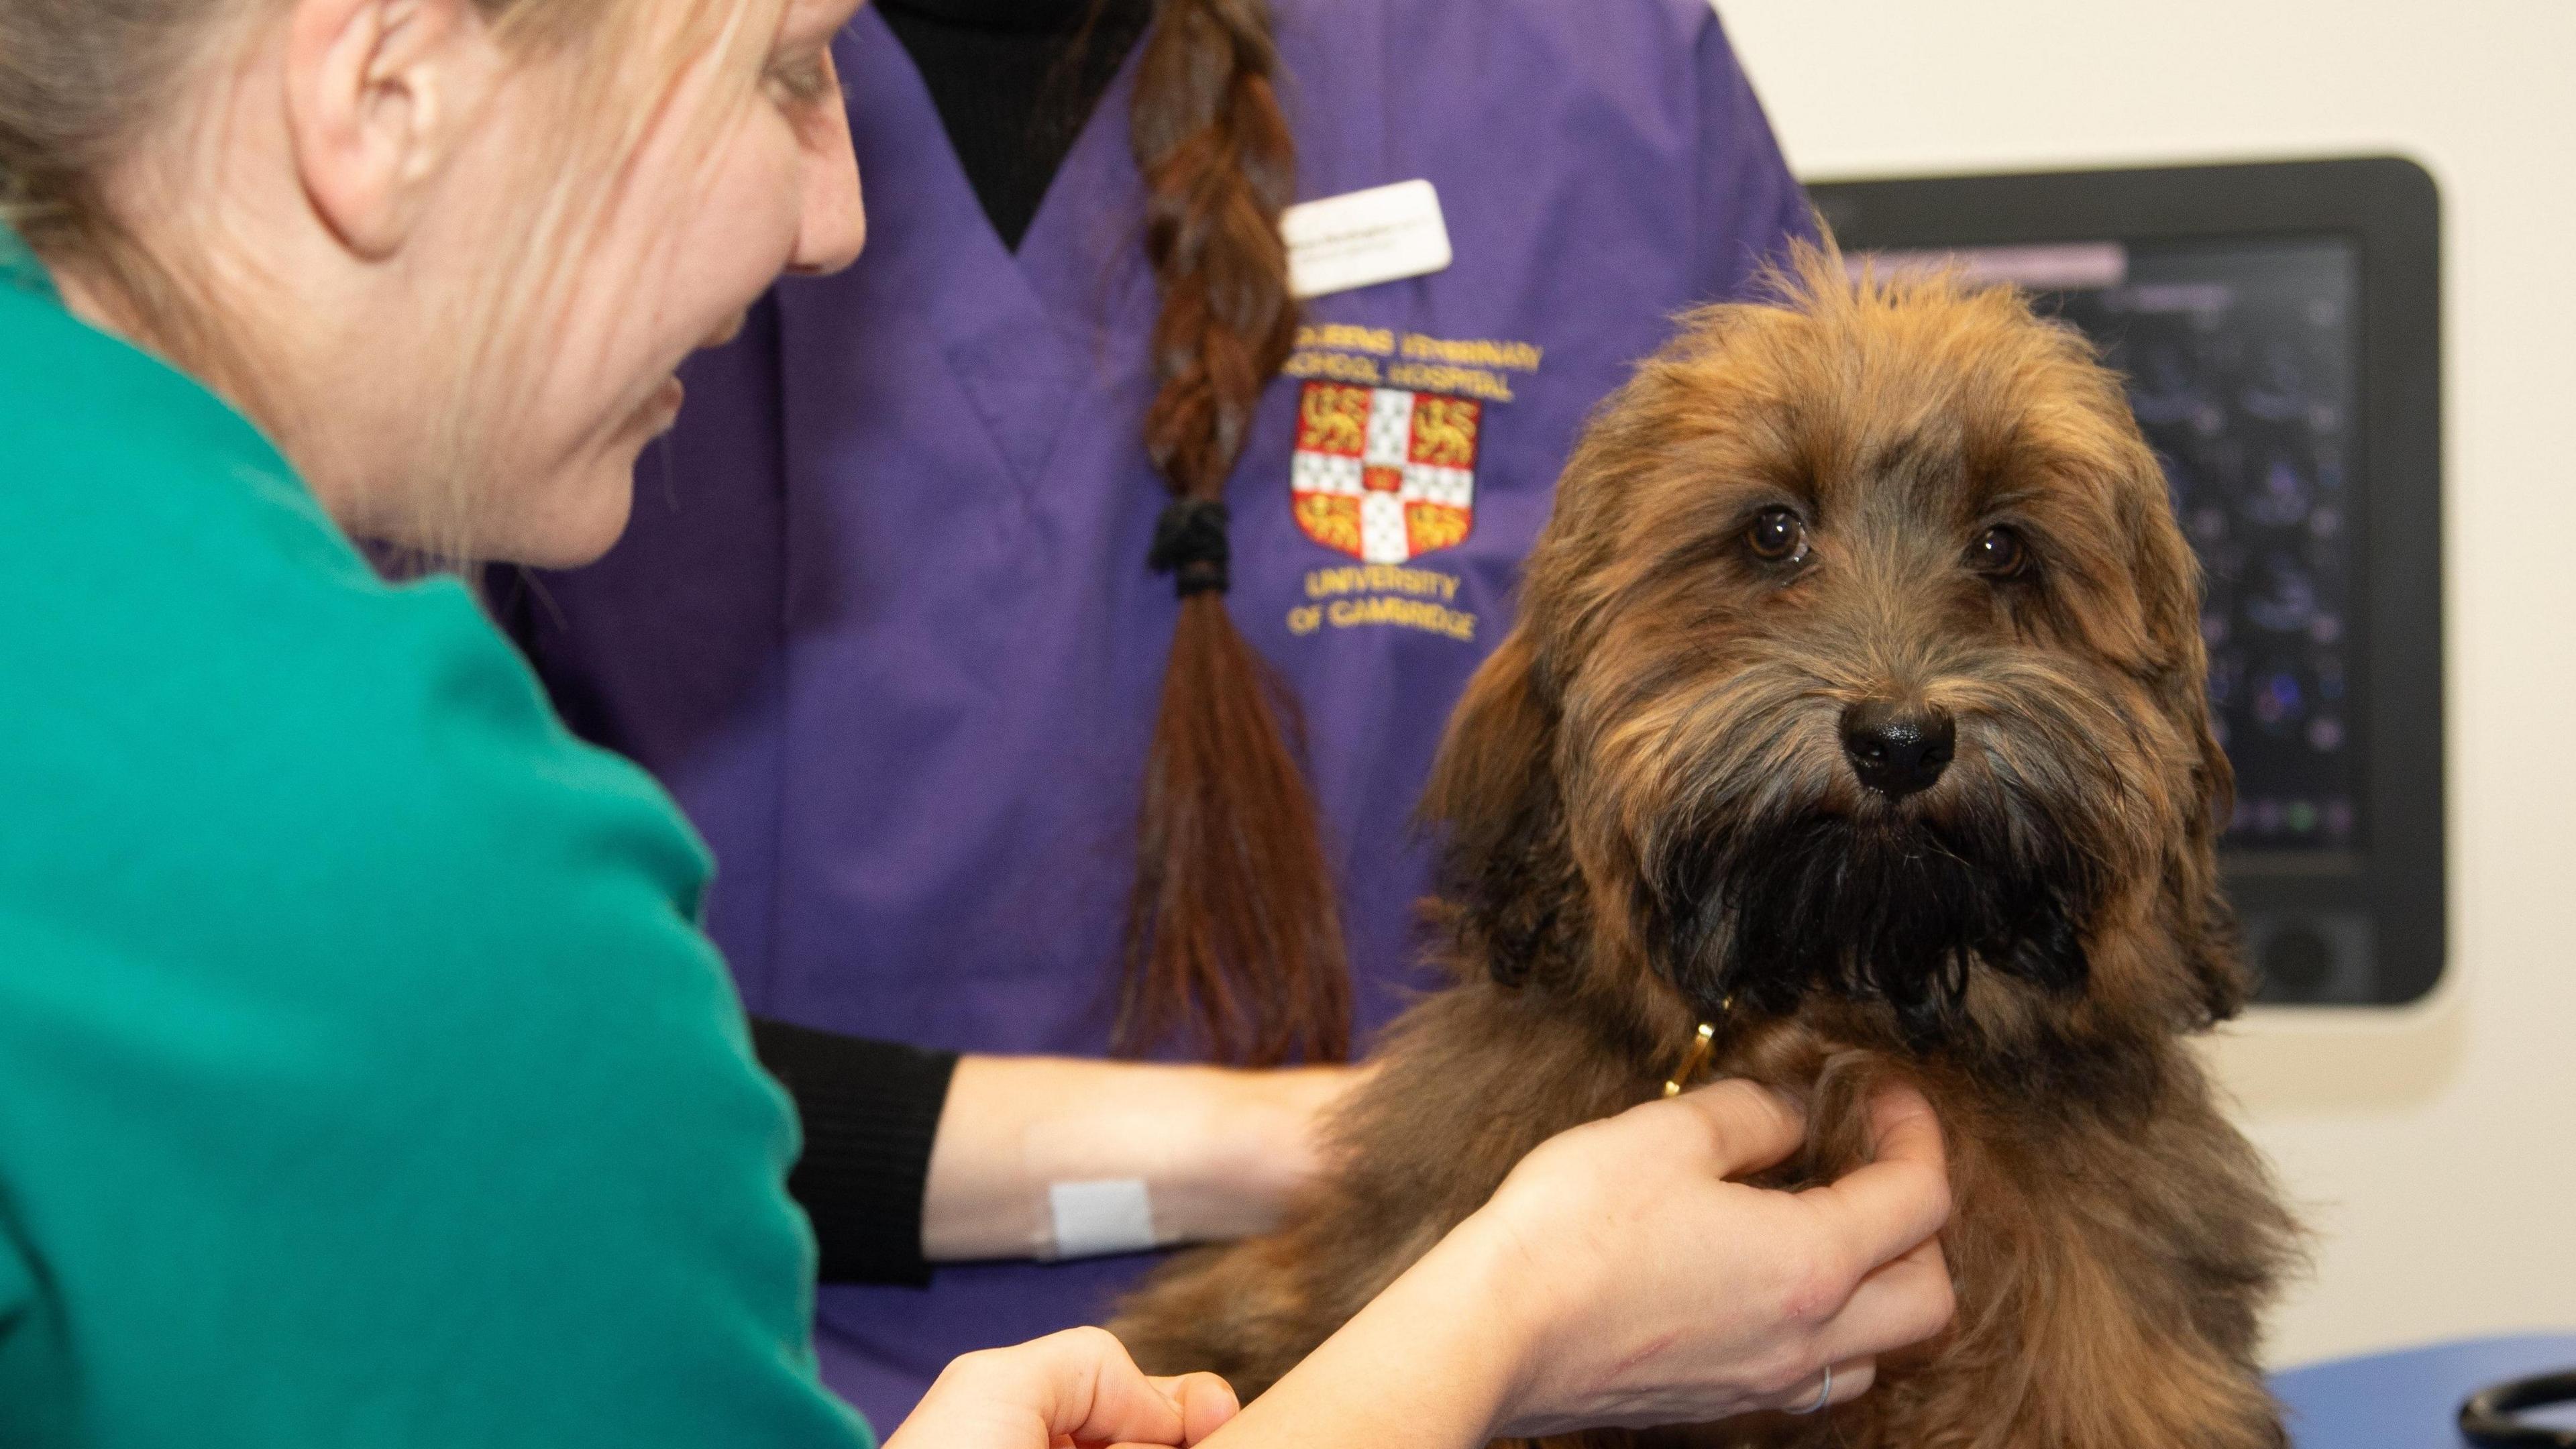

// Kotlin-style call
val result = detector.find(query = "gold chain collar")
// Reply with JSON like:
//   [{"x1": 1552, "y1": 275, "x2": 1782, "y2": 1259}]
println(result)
[{"x1": 1660, "y1": 996, "x2": 1734, "y2": 1097}]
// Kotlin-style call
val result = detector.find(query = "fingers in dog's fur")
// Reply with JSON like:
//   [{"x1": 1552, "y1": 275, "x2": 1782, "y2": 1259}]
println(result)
[
  {"x1": 1816, "y1": 1240, "x2": 1953, "y2": 1370},
  {"x1": 1660, "y1": 1079, "x2": 1803, "y2": 1177},
  {"x1": 1793, "y1": 1100, "x2": 1950, "y2": 1274}
]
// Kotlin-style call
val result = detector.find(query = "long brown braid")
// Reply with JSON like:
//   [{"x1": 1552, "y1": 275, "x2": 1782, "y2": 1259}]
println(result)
[{"x1": 1118, "y1": 0, "x2": 1350, "y2": 1065}]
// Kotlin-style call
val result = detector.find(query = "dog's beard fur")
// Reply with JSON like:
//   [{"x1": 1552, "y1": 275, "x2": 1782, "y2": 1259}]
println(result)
[
  {"x1": 1650, "y1": 797, "x2": 2098, "y2": 1046},
  {"x1": 1589, "y1": 651, "x2": 2139, "y2": 1055}
]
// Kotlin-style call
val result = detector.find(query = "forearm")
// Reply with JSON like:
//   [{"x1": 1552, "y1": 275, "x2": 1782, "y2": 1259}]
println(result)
[
  {"x1": 1194, "y1": 1216, "x2": 1532, "y2": 1447},
  {"x1": 921, "y1": 1055, "x2": 1347, "y2": 1261}
]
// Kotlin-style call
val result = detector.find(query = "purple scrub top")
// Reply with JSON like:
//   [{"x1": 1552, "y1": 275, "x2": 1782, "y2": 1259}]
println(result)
[{"x1": 515, "y1": 0, "x2": 1812, "y2": 1426}]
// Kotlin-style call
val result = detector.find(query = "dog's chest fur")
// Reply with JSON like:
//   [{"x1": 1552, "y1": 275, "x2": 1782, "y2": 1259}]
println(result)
[{"x1": 1114, "y1": 971, "x2": 2296, "y2": 1449}]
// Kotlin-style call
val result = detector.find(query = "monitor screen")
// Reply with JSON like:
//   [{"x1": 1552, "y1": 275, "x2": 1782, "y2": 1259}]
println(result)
[{"x1": 1853, "y1": 239, "x2": 2365, "y2": 858}]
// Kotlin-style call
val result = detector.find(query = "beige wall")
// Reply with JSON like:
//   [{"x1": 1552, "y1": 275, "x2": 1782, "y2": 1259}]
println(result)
[{"x1": 1711, "y1": 0, "x2": 2576, "y2": 1367}]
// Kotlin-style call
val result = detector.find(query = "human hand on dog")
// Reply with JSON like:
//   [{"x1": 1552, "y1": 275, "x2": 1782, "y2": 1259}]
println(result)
[
  {"x1": 1471, "y1": 1080, "x2": 1956, "y2": 1437},
  {"x1": 1183, "y1": 1081, "x2": 1952, "y2": 1446},
  {"x1": 883, "y1": 1326, "x2": 1241, "y2": 1449}
]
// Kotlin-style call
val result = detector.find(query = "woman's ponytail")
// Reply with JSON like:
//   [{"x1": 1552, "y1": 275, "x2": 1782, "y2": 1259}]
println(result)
[{"x1": 1119, "y1": 0, "x2": 1351, "y2": 1065}]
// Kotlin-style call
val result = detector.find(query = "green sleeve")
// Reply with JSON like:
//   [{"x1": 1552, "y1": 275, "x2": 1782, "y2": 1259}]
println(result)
[{"x1": 0, "y1": 272, "x2": 877, "y2": 1447}]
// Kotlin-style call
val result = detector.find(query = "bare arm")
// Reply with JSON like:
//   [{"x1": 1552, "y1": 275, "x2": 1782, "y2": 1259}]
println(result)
[
  {"x1": 922, "y1": 1056, "x2": 1360, "y2": 1262},
  {"x1": 747, "y1": 1022, "x2": 1361, "y2": 1275}
]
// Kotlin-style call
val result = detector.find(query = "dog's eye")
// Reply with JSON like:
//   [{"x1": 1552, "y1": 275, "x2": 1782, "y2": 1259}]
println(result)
[
  {"x1": 1746, "y1": 508, "x2": 1808, "y2": 563},
  {"x1": 1969, "y1": 526, "x2": 2029, "y2": 577}
]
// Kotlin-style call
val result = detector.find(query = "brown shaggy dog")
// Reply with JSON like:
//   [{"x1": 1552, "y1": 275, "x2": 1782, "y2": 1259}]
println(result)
[{"x1": 1112, "y1": 250, "x2": 2304, "y2": 1449}]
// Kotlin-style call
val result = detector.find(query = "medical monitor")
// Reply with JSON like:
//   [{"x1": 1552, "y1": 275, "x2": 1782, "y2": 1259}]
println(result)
[{"x1": 1809, "y1": 158, "x2": 2443, "y2": 1006}]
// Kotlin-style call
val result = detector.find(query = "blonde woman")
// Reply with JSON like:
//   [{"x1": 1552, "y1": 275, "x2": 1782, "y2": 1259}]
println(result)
[{"x1": 0, "y1": 0, "x2": 1955, "y2": 1444}]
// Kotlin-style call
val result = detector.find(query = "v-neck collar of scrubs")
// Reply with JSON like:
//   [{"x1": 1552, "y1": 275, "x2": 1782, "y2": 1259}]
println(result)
[
  {"x1": 838, "y1": 7, "x2": 1162, "y2": 490},
  {"x1": 0, "y1": 222, "x2": 62, "y2": 304},
  {"x1": 835, "y1": 3, "x2": 1401, "y2": 494}
]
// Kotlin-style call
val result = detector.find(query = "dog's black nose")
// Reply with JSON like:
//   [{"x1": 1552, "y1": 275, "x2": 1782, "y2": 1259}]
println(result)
[{"x1": 1841, "y1": 702, "x2": 1955, "y2": 800}]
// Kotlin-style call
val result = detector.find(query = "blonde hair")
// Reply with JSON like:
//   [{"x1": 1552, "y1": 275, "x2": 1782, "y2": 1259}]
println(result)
[{"x1": 0, "y1": 0, "x2": 787, "y2": 556}]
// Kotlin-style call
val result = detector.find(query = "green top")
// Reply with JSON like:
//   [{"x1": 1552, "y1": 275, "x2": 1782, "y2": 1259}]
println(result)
[{"x1": 0, "y1": 227, "x2": 875, "y2": 1448}]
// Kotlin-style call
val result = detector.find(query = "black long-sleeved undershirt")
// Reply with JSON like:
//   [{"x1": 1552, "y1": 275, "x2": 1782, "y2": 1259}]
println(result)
[
  {"x1": 749, "y1": 1020, "x2": 960, "y2": 1286},
  {"x1": 877, "y1": 0, "x2": 1155, "y2": 252},
  {"x1": 748, "y1": 1, "x2": 1152, "y2": 1287}
]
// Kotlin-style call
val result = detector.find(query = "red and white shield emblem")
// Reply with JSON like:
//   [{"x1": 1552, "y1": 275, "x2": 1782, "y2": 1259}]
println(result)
[{"x1": 1290, "y1": 380, "x2": 1479, "y2": 564}]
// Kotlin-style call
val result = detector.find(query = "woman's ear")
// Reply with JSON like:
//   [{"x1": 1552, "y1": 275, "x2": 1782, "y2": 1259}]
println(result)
[
  {"x1": 283, "y1": 0, "x2": 498, "y2": 258},
  {"x1": 1421, "y1": 626, "x2": 1585, "y2": 989}
]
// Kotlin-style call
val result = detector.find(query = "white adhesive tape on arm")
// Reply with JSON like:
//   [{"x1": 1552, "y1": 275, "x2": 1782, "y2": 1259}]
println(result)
[{"x1": 1045, "y1": 1179, "x2": 1159, "y2": 1261}]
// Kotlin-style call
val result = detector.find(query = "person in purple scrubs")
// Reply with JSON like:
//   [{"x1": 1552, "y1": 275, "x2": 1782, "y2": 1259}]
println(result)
[{"x1": 509, "y1": 0, "x2": 1819, "y2": 1426}]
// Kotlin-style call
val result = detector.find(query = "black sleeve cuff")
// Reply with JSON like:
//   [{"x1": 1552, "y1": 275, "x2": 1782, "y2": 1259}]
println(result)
[{"x1": 749, "y1": 1018, "x2": 960, "y2": 1287}]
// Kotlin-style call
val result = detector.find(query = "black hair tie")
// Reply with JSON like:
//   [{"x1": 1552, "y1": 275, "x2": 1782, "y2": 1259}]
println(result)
[{"x1": 1149, "y1": 499, "x2": 1231, "y2": 598}]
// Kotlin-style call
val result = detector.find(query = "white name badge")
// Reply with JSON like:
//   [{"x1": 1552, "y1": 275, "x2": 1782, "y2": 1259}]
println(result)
[{"x1": 1281, "y1": 180, "x2": 1454, "y2": 301}]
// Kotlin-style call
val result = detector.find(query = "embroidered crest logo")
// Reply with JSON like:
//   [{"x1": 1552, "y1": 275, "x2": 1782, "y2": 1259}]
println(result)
[{"x1": 1290, "y1": 380, "x2": 1479, "y2": 564}]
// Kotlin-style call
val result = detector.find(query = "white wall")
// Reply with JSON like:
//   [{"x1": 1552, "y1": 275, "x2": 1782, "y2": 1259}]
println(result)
[{"x1": 1707, "y1": 0, "x2": 2576, "y2": 1367}]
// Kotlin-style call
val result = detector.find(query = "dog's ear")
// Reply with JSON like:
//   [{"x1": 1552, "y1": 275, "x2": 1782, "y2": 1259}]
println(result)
[
  {"x1": 2168, "y1": 695, "x2": 2249, "y2": 1025},
  {"x1": 2128, "y1": 474, "x2": 2253, "y2": 1025},
  {"x1": 1421, "y1": 626, "x2": 1586, "y2": 989}
]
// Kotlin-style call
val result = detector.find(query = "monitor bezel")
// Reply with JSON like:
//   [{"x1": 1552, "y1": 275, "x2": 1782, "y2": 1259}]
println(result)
[{"x1": 1807, "y1": 157, "x2": 2445, "y2": 1006}]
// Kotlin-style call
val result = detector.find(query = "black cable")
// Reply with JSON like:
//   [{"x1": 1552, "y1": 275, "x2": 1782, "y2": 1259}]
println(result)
[{"x1": 2461, "y1": 1368, "x2": 2576, "y2": 1448}]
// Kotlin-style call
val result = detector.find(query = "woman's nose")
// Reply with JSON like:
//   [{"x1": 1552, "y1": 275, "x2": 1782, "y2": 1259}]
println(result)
[
  {"x1": 790, "y1": 71, "x2": 866, "y2": 276},
  {"x1": 793, "y1": 165, "x2": 865, "y2": 276}
]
